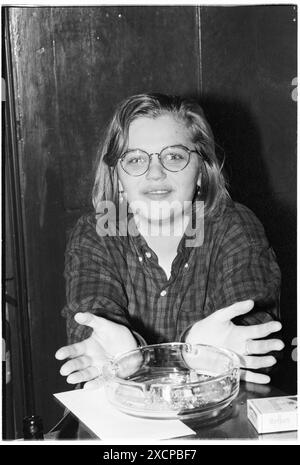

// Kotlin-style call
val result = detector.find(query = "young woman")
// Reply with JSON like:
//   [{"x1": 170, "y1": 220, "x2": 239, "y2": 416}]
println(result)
[{"x1": 55, "y1": 93, "x2": 283, "y2": 388}]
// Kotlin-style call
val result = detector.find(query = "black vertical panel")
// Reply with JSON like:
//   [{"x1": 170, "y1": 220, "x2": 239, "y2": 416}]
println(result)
[
  {"x1": 200, "y1": 5, "x2": 297, "y2": 392},
  {"x1": 8, "y1": 5, "x2": 199, "y2": 432},
  {"x1": 8, "y1": 6, "x2": 68, "y2": 434}
]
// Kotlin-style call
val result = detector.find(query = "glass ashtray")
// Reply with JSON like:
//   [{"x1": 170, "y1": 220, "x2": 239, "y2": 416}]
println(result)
[{"x1": 102, "y1": 342, "x2": 240, "y2": 420}]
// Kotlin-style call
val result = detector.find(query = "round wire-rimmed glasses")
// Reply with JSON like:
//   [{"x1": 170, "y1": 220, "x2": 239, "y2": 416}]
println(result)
[{"x1": 119, "y1": 144, "x2": 199, "y2": 177}]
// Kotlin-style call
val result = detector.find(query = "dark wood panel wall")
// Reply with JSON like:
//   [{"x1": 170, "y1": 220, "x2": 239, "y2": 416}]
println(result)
[{"x1": 6, "y1": 5, "x2": 297, "y2": 434}]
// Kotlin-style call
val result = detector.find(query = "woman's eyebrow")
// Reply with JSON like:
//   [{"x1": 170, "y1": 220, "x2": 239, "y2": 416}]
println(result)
[
  {"x1": 125, "y1": 147, "x2": 145, "y2": 151},
  {"x1": 126, "y1": 144, "x2": 193, "y2": 151}
]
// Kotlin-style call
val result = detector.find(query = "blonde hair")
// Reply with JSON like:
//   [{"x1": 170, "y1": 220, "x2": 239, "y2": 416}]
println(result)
[{"x1": 92, "y1": 93, "x2": 229, "y2": 217}]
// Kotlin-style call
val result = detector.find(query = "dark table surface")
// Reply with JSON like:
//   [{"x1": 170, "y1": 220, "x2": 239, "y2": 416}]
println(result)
[
  {"x1": 49, "y1": 381, "x2": 297, "y2": 441},
  {"x1": 179, "y1": 382, "x2": 297, "y2": 440}
]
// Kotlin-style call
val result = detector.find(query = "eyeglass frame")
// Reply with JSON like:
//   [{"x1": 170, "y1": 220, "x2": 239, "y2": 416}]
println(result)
[{"x1": 118, "y1": 144, "x2": 201, "y2": 177}]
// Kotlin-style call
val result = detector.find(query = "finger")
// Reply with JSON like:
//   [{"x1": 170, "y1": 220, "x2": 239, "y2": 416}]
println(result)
[
  {"x1": 83, "y1": 377, "x2": 105, "y2": 390},
  {"x1": 242, "y1": 321, "x2": 282, "y2": 340},
  {"x1": 248, "y1": 338, "x2": 284, "y2": 355},
  {"x1": 55, "y1": 340, "x2": 87, "y2": 360},
  {"x1": 241, "y1": 355, "x2": 277, "y2": 370},
  {"x1": 243, "y1": 382, "x2": 272, "y2": 397},
  {"x1": 74, "y1": 312, "x2": 104, "y2": 330},
  {"x1": 59, "y1": 355, "x2": 91, "y2": 377},
  {"x1": 66, "y1": 366, "x2": 99, "y2": 384},
  {"x1": 217, "y1": 300, "x2": 254, "y2": 322},
  {"x1": 240, "y1": 369, "x2": 271, "y2": 384}
]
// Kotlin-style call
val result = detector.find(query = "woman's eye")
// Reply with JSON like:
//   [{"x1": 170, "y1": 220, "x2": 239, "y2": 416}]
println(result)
[
  {"x1": 129, "y1": 158, "x2": 142, "y2": 165},
  {"x1": 166, "y1": 153, "x2": 183, "y2": 160},
  {"x1": 127, "y1": 157, "x2": 145, "y2": 164}
]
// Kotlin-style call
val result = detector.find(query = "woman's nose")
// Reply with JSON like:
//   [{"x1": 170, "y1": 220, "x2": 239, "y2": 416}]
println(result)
[{"x1": 145, "y1": 154, "x2": 166, "y2": 180}]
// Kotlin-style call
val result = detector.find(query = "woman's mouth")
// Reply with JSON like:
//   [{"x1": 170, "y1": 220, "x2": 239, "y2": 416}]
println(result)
[{"x1": 143, "y1": 189, "x2": 173, "y2": 200}]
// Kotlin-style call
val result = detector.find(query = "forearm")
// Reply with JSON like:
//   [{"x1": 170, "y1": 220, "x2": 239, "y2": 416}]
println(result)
[
  {"x1": 63, "y1": 307, "x2": 92, "y2": 344},
  {"x1": 231, "y1": 297, "x2": 280, "y2": 327},
  {"x1": 62, "y1": 300, "x2": 135, "y2": 345},
  {"x1": 63, "y1": 246, "x2": 132, "y2": 343},
  {"x1": 62, "y1": 299, "x2": 147, "y2": 347}
]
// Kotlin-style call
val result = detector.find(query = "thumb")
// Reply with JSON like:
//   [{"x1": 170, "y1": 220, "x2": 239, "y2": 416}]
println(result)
[
  {"x1": 217, "y1": 300, "x2": 254, "y2": 322},
  {"x1": 74, "y1": 312, "x2": 104, "y2": 330}
]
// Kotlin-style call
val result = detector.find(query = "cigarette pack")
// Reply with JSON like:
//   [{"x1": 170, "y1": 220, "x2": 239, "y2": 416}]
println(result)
[{"x1": 247, "y1": 395, "x2": 298, "y2": 434}]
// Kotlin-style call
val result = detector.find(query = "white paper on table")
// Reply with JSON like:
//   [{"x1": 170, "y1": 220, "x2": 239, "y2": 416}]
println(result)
[{"x1": 54, "y1": 387, "x2": 196, "y2": 440}]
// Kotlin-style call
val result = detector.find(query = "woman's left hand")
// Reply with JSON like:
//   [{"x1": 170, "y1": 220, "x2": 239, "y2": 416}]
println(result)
[{"x1": 185, "y1": 300, "x2": 284, "y2": 384}]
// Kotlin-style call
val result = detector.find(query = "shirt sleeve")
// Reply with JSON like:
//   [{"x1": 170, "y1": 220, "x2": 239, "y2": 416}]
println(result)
[
  {"x1": 213, "y1": 205, "x2": 281, "y2": 325},
  {"x1": 211, "y1": 205, "x2": 282, "y2": 374},
  {"x1": 215, "y1": 245, "x2": 281, "y2": 325},
  {"x1": 61, "y1": 215, "x2": 132, "y2": 344}
]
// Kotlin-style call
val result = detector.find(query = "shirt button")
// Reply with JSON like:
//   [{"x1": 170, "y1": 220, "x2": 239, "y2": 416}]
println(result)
[
  {"x1": 160, "y1": 290, "x2": 167, "y2": 297},
  {"x1": 145, "y1": 252, "x2": 151, "y2": 258},
  {"x1": 138, "y1": 256, "x2": 143, "y2": 262}
]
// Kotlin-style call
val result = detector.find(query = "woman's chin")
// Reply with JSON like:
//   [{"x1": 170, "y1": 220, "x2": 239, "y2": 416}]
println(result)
[{"x1": 135, "y1": 210, "x2": 188, "y2": 236}]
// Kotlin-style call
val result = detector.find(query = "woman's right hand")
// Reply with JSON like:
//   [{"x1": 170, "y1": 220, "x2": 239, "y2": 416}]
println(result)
[{"x1": 55, "y1": 313, "x2": 138, "y2": 389}]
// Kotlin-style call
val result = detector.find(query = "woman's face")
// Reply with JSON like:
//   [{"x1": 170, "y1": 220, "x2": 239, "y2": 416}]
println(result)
[{"x1": 117, "y1": 114, "x2": 201, "y2": 224}]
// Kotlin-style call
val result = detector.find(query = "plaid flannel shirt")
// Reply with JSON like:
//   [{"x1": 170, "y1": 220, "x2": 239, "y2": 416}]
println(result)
[{"x1": 61, "y1": 197, "x2": 281, "y2": 349}]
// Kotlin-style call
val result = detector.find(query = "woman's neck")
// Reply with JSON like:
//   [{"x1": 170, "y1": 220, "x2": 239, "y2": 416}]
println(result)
[{"x1": 134, "y1": 213, "x2": 190, "y2": 239}]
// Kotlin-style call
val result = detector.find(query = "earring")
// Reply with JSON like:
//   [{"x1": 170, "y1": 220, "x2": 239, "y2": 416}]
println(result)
[
  {"x1": 196, "y1": 185, "x2": 201, "y2": 197},
  {"x1": 119, "y1": 190, "x2": 124, "y2": 203}
]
